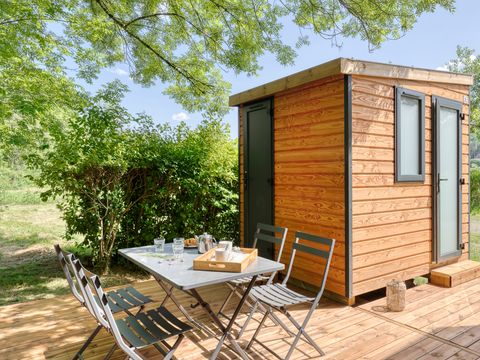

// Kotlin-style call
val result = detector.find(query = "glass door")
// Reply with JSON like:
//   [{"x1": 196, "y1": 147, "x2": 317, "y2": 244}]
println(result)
[{"x1": 434, "y1": 96, "x2": 463, "y2": 261}]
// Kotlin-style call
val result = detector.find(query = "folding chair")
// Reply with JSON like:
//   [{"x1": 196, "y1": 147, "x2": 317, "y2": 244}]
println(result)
[
  {"x1": 217, "y1": 223, "x2": 287, "y2": 337},
  {"x1": 245, "y1": 231, "x2": 335, "y2": 360},
  {"x1": 74, "y1": 259, "x2": 192, "y2": 360},
  {"x1": 54, "y1": 244, "x2": 153, "y2": 359}
]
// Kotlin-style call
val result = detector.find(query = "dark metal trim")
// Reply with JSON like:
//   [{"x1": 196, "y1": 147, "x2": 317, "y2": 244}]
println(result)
[
  {"x1": 243, "y1": 98, "x2": 275, "y2": 258},
  {"x1": 466, "y1": 91, "x2": 471, "y2": 261},
  {"x1": 432, "y1": 95, "x2": 463, "y2": 262},
  {"x1": 395, "y1": 87, "x2": 426, "y2": 182},
  {"x1": 238, "y1": 107, "x2": 242, "y2": 246},
  {"x1": 344, "y1": 75, "x2": 353, "y2": 299}
]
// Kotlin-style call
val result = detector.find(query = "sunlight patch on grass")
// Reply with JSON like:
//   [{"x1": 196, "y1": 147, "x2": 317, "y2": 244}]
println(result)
[{"x1": 0, "y1": 203, "x2": 149, "y2": 306}]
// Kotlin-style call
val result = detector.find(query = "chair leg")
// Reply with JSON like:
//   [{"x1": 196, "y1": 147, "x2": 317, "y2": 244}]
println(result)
[
  {"x1": 217, "y1": 283, "x2": 237, "y2": 317},
  {"x1": 164, "y1": 334, "x2": 184, "y2": 360},
  {"x1": 236, "y1": 301, "x2": 257, "y2": 339},
  {"x1": 72, "y1": 325, "x2": 102, "y2": 360},
  {"x1": 103, "y1": 343, "x2": 118, "y2": 360},
  {"x1": 284, "y1": 329, "x2": 303, "y2": 360},
  {"x1": 284, "y1": 311, "x2": 325, "y2": 357},
  {"x1": 246, "y1": 310, "x2": 269, "y2": 350}
]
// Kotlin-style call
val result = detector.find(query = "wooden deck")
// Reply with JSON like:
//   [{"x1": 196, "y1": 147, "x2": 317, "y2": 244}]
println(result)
[{"x1": 1, "y1": 278, "x2": 480, "y2": 360}]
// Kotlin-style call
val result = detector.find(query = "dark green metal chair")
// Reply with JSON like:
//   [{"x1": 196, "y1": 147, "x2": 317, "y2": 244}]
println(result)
[
  {"x1": 217, "y1": 223, "x2": 288, "y2": 338},
  {"x1": 73, "y1": 259, "x2": 192, "y2": 360},
  {"x1": 245, "y1": 231, "x2": 335, "y2": 359},
  {"x1": 54, "y1": 244, "x2": 153, "y2": 359}
]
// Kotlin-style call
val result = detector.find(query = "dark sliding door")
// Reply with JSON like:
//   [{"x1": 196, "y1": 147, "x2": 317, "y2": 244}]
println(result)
[{"x1": 244, "y1": 99, "x2": 274, "y2": 259}]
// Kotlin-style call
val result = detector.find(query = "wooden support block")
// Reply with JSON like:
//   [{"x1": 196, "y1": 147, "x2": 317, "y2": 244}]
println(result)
[{"x1": 431, "y1": 260, "x2": 480, "y2": 288}]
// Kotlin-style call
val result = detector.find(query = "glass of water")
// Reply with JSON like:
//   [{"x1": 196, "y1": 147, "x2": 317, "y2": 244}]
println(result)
[
  {"x1": 173, "y1": 237, "x2": 184, "y2": 262},
  {"x1": 154, "y1": 236, "x2": 165, "y2": 253}
]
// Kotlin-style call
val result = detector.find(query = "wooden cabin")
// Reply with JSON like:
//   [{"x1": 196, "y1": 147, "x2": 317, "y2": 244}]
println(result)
[{"x1": 230, "y1": 58, "x2": 474, "y2": 304}]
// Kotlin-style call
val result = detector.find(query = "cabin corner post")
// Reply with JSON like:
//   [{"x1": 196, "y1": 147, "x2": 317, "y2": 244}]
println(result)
[
  {"x1": 468, "y1": 91, "x2": 471, "y2": 261},
  {"x1": 344, "y1": 74, "x2": 353, "y2": 299},
  {"x1": 238, "y1": 106, "x2": 243, "y2": 247}
]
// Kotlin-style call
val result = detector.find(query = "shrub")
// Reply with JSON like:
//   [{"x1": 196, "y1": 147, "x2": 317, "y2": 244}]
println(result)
[
  {"x1": 471, "y1": 166, "x2": 480, "y2": 214},
  {"x1": 29, "y1": 82, "x2": 238, "y2": 271}
]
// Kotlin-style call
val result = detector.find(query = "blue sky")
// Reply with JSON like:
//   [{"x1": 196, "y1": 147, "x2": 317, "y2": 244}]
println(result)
[{"x1": 82, "y1": 0, "x2": 480, "y2": 138}]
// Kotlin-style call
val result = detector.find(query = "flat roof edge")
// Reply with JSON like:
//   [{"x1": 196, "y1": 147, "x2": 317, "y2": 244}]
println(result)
[
  {"x1": 229, "y1": 57, "x2": 473, "y2": 106},
  {"x1": 340, "y1": 58, "x2": 474, "y2": 87},
  {"x1": 229, "y1": 58, "x2": 342, "y2": 106}
]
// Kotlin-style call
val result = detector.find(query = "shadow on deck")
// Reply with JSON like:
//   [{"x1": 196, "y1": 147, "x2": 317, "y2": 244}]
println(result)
[{"x1": 1, "y1": 278, "x2": 480, "y2": 359}]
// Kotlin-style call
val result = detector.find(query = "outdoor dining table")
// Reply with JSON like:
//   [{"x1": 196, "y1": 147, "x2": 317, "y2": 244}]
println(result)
[{"x1": 119, "y1": 244, "x2": 284, "y2": 360}]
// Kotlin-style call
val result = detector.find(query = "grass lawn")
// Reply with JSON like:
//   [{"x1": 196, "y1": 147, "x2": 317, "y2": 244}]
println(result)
[
  {"x1": 470, "y1": 215, "x2": 480, "y2": 261},
  {"x1": 0, "y1": 199, "x2": 150, "y2": 306}
]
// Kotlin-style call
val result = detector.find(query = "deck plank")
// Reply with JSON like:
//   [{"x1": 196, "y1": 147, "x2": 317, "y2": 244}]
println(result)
[{"x1": 1, "y1": 278, "x2": 480, "y2": 359}]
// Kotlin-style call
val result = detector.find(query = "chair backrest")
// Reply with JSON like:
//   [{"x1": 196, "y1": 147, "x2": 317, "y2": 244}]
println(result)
[
  {"x1": 253, "y1": 223, "x2": 288, "y2": 283},
  {"x1": 83, "y1": 265, "x2": 141, "y2": 360},
  {"x1": 71, "y1": 258, "x2": 109, "y2": 326},
  {"x1": 283, "y1": 231, "x2": 335, "y2": 307},
  {"x1": 54, "y1": 244, "x2": 83, "y2": 304},
  {"x1": 253, "y1": 223, "x2": 288, "y2": 263}
]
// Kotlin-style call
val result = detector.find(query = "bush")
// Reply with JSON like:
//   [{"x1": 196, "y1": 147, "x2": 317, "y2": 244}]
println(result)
[
  {"x1": 28, "y1": 82, "x2": 238, "y2": 271},
  {"x1": 471, "y1": 166, "x2": 480, "y2": 214}
]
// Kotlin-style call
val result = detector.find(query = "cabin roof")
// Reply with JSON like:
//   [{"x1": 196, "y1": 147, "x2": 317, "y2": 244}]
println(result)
[{"x1": 229, "y1": 57, "x2": 474, "y2": 106}]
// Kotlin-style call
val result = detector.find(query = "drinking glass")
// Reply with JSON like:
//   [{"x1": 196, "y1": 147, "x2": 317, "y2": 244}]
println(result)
[
  {"x1": 172, "y1": 240, "x2": 184, "y2": 262},
  {"x1": 154, "y1": 236, "x2": 165, "y2": 253},
  {"x1": 173, "y1": 237, "x2": 184, "y2": 245}
]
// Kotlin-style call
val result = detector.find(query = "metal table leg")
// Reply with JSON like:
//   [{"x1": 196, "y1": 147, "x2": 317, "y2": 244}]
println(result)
[
  {"x1": 155, "y1": 277, "x2": 215, "y2": 336},
  {"x1": 189, "y1": 275, "x2": 258, "y2": 360}
]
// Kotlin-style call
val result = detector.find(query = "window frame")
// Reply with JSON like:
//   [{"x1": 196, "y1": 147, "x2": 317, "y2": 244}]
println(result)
[{"x1": 395, "y1": 86, "x2": 426, "y2": 183}]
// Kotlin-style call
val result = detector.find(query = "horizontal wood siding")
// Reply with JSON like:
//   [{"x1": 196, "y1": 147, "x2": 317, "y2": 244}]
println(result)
[
  {"x1": 273, "y1": 75, "x2": 346, "y2": 296},
  {"x1": 351, "y1": 75, "x2": 470, "y2": 296}
]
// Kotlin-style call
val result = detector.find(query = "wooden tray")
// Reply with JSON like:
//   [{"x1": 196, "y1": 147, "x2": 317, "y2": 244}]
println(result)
[{"x1": 193, "y1": 248, "x2": 258, "y2": 273}]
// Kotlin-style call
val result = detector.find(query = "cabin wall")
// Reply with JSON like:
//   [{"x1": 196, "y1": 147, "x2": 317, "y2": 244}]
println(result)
[
  {"x1": 273, "y1": 75, "x2": 346, "y2": 296},
  {"x1": 239, "y1": 75, "x2": 347, "y2": 296},
  {"x1": 350, "y1": 75, "x2": 470, "y2": 296}
]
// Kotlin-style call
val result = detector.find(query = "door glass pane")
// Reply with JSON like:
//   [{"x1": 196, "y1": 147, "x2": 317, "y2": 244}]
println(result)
[
  {"x1": 400, "y1": 96, "x2": 420, "y2": 176},
  {"x1": 439, "y1": 106, "x2": 459, "y2": 257}
]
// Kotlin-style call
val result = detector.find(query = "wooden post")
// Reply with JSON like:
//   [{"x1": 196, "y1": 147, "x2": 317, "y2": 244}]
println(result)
[{"x1": 386, "y1": 279, "x2": 406, "y2": 312}]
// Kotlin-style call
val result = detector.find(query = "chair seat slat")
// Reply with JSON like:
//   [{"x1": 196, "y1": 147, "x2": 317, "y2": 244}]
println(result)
[
  {"x1": 115, "y1": 288, "x2": 144, "y2": 307},
  {"x1": 116, "y1": 319, "x2": 148, "y2": 348},
  {"x1": 250, "y1": 287, "x2": 286, "y2": 307},
  {"x1": 124, "y1": 286, "x2": 152, "y2": 304},
  {"x1": 273, "y1": 284, "x2": 314, "y2": 302},
  {"x1": 258, "y1": 285, "x2": 304, "y2": 306},
  {"x1": 157, "y1": 307, "x2": 193, "y2": 332},
  {"x1": 135, "y1": 312, "x2": 171, "y2": 340},
  {"x1": 229, "y1": 275, "x2": 269, "y2": 285},
  {"x1": 146, "y1": 309, "x2": 185, "y2": 334},
  {"x1": 107, "y1": 291, "x2": 134, "y2": 309},
  {"x1": 124, "y1": 316, "x2": 158, "y2": 344}
]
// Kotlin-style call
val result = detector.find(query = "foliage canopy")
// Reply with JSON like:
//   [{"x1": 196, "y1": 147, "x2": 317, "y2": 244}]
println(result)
[
  {"x1": 1, "y1": 0, "x2": 455, "y2": 116},
  {"x1": 447, "y1": 46, "x2": 480, "y2": 133}
]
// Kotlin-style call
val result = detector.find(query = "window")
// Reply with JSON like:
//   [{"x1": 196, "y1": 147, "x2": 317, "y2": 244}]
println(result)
[{"x1": 395, "y1": 87, "x2": 425, "y2": 182}]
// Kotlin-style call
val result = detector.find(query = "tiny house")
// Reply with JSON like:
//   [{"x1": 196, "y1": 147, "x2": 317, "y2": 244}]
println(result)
[{"x1": 230, "y1": 58, "x2": 473, "y2": 304}]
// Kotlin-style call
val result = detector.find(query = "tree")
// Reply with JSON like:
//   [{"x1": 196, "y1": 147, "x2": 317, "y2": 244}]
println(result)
[
  {"x1": 1, "y1": 0, "x2": 455, "y2": 116},
  {"x1": 447, "y1": 46, "x2": 480, "y2": 132}
]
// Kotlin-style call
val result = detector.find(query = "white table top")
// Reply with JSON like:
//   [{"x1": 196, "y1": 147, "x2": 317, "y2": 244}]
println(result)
[{"x1": 119, "y1": 244, "x2": 284, "y2": 290}]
